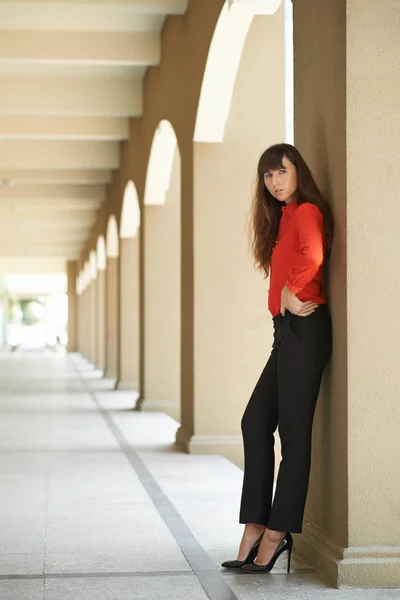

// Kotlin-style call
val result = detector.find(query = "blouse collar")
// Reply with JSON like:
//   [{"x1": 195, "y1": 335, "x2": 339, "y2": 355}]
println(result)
[{"x1": 281, "y1": 201, "x2": 298, "y2": 217}]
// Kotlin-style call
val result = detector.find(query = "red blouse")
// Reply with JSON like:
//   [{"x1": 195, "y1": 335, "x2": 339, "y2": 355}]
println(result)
[{"x1": 268, "y1": 201, "x2": 327, "y2": 317}]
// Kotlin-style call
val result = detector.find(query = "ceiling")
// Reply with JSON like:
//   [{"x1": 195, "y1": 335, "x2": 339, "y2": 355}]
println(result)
[{"x1": 0, "y1": 0, "x2": 187, "y2": 273}]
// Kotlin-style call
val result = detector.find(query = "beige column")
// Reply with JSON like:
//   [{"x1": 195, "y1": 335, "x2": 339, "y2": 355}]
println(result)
[
  {"x1": 66, "y1": 260, "x2": 78, "y2": 352},
  {"x1": 81, "y1": 285, "x2": 88, "y2": 359},
  {"x1": 105, "y1": 257, "x2": 119, "y2": 380},
  {"x1": 117, "y1": 237, "x2": 140, "y2": 390},
  {"x1": 77, "y1": 279, "x2": 83, "y2": 355},
  {"x1": 89, "y1": 278, "x2": 97, "y2": 366},
  {"x1": 142, "y1": 150, "x2": 181, "y2": 420},
  {"x1": 96, "y1": 269, "x2": 106, "y2": 370},
  {"x1": 176, "y1": 11, "x2": 286, "y2": 466},
  {"x1": 82, "y1": 264, "x2": 91, "y2": 361},
  {"x1": 293, "y1": 0, "x2": 400, "y2": 588}
]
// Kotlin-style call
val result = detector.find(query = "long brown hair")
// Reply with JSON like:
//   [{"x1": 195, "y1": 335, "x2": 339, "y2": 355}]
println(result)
[{"x1": 247, "y1": 143, "x2": 334, "y2": 278}]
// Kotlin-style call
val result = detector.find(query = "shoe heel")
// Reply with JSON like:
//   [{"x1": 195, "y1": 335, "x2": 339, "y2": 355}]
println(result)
[{"x1": 287, "y1": 547, "x2": 292, "y2": 573}]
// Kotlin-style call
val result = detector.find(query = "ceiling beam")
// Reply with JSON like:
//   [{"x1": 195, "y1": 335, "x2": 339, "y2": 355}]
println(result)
[
  {"x1": 0, "y1": 0, "x2": 188, "y2": 13},
  {"x1": 0, "y1": 170, "x2": 113, "y2": 185},
  {"x1": 0, "y1": 257, "x2": 69, "y2": 274},
  {"x1": 0, "y1": 30, "x2": 160, "y2": 65},
  {"x1": 0, "y1": 116, "x2": 129, "y2": 141},
  {"x1": 0, "y1": 231, "x2": 89, "y2": 242},
  {"x1": 0, "y1": 247, "x2": 82, "y2": 258},
  {"x1": 0, "y1": 183, "x2": 106, "y2": 200},
  {"x1": 0, "y1": 140, "x2": 119, "y2": 170},
  {"x1": 3, "y1": 202, "x2": 102, "y2": 213},
  {"x1": 10, "y1": 215, "x2": 96, "y2": 226},
  {"x1": 0, "y1": 77, "x2": 142, "y2": 116}
]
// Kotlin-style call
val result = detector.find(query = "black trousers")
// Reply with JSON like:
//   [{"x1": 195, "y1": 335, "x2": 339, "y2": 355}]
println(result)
[{"x1": 239, "y1": 304, "x2": 332, "y2": 533}]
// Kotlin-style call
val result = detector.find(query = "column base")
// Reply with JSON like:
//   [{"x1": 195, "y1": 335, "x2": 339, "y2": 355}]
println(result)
[
  {"x1": 296, "y1": 521, "x2": 400, "y2": 589},
  {"x1": 140, "y1": 398, "x2": 180, "y2": 421},
  {"x1": 175, "y1": 426, "x2": 244, "y2": 467},
  {"x1": 116, "y1": 380, "x2": 138, "y2": 391},
  {"x1": 104, "y1": 370, "x2": 117, "y2": 380}
]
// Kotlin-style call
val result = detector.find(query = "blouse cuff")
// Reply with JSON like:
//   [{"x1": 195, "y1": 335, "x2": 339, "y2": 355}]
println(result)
[{"x1": 285, "y1": 281, "x2": 303, "y2": 295}]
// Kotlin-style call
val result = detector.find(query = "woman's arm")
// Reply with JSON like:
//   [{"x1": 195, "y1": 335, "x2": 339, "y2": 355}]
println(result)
[{"x1": 285, "y1": 203, "x2": 324, "y2": 294}]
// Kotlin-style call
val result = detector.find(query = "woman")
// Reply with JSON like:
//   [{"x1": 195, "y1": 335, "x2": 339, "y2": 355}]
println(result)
[{"x1": 221, "y1": 143, "x2": 333, "y2": 574}]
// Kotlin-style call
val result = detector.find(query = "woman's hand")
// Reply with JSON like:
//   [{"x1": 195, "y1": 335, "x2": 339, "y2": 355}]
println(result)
[{"x1": 280, "y1": 285, "x2": 319, "y2": 317}]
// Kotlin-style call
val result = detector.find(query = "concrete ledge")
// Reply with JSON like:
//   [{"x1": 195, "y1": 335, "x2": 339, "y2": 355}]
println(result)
[
  {"x1": 141, "y1": 398, "x2": 180, "y2": 422},
  {"x1": 176, "y1": 427, "x2": 244, "y2": 468},
  {"x1": 295, "y1": 520, "x2": 400, "y2": 589}
]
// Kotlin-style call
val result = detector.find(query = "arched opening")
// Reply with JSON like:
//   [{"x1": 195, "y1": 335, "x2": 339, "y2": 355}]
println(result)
[
  {"x1": 144, "y1": 120, "x2": 178, "y2": 206},
  {"x1": 120, "y1": 181, "x2": 141, "y2": 238},
  {"x1": 106, "y1": 215, "x2": 119, "y2": 259},
  {"x1": 104, "y1": 216, "x2": 120, "y2": 382},
  {"x1": 96, "y1": 235, "x2": 106, "y2": 271},
  {"x1": 117, "y1": 181, "x2": 141, "y2": 392},
  {"x1": 194, "y1": 0, "x2": 283, "y2": 143},
  {"x1": 142, "y1": 120, "x2": 181, "y2": 422},
  {"x1": 179, "y1": 0, "x2": 292, "y2": 465}
]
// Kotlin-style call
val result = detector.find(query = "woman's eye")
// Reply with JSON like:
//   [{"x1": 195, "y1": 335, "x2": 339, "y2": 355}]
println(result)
[{"x1": 279, "y1": 170, "x2": 286, "y2": 175}]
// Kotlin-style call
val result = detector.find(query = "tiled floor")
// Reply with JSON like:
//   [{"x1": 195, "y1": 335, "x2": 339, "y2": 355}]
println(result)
[{"x1": 0, "y1": 351, "x2": 398, "y2": 600}]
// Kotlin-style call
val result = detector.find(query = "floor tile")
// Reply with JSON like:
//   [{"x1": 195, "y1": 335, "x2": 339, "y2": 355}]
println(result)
[
  {"x1": 0, "y1": 580, "x2": 44, "y2": 600},
  {"x1": 45, "y1": 575, "x2": 207, "y2": 600},
  {"x1": 0, "y1": 504, "x2": 46, "y2": 554},
  {"x1": 0, "y1": 553, "x2": 44, "y2": 576}
]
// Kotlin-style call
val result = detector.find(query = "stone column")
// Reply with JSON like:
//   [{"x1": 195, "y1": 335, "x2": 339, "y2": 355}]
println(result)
[
  {"x1": 142, "y1": 150, "x2": 181, "y2": 420},
  {"x1": 96, "y1": 268, "x2": 106, "y2": 371},
  {"x1": 66, "y1": 261, "x2": 78, "y2": 352},
  {"x1": 117, "y1": 237, "x2": 140, "y2": 390},
  {"x1": 77, "y1": 277, "x2": 83, "y2": 355},
  {"x1": 176, "y1": 10, "x2": 286, "y2": 466},
  {"x1": 293, "y1": 0, "x2": 400, "y2": 588},
  {"x1": 89, "y1": 277, "x2": 97, "y2": 366},
  {"x1": 105, "y1": 257, "x2": 119, "y2": 380},
  {"x1": 80, "y1": 264, "x2": 90, "y2": 360}
]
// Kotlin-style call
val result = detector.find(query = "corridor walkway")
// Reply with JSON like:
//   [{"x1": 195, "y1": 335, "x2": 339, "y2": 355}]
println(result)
[{"x1": 0, "y1": 352, "x2": 398, "y2": 600}]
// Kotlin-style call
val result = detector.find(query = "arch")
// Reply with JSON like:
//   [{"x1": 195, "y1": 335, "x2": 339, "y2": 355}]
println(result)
[
  {"x1": 120, "y1": 181, "x2": 141, "y2": 238},
  {"x1": 106, "y1": 215, "x2": 119, "y2": 258},
  {"x1": 194, "y1": 0, "x2": 282, "y2": 143},
  {"x1": 96, "y1": 235, "x2": 106, "y2": 271},
  {"x1": 89, "y1": 250, "x2": 97, "y2": 280},
  {"x1": 144, "y1": 120, "x2": 178, "y2": 206}
]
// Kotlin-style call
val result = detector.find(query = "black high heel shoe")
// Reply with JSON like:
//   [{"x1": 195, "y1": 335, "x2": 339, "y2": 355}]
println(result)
[
  {"x1": 221, "y1": 533, "x2": 264, "y2": 569},
  {"x1": 240, "y1": 532, "x2": 293, "y2": 574}
]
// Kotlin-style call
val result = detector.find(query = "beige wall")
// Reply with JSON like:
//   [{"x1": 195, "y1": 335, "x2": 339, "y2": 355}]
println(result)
[{"x1": 143, "y1": 148, "x2": 181, "y2": 421}]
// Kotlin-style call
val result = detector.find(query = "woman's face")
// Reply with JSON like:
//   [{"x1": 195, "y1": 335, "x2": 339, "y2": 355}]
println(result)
[{"x1": 263, "y1": 155, "x2": 298, "y2": 204}]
